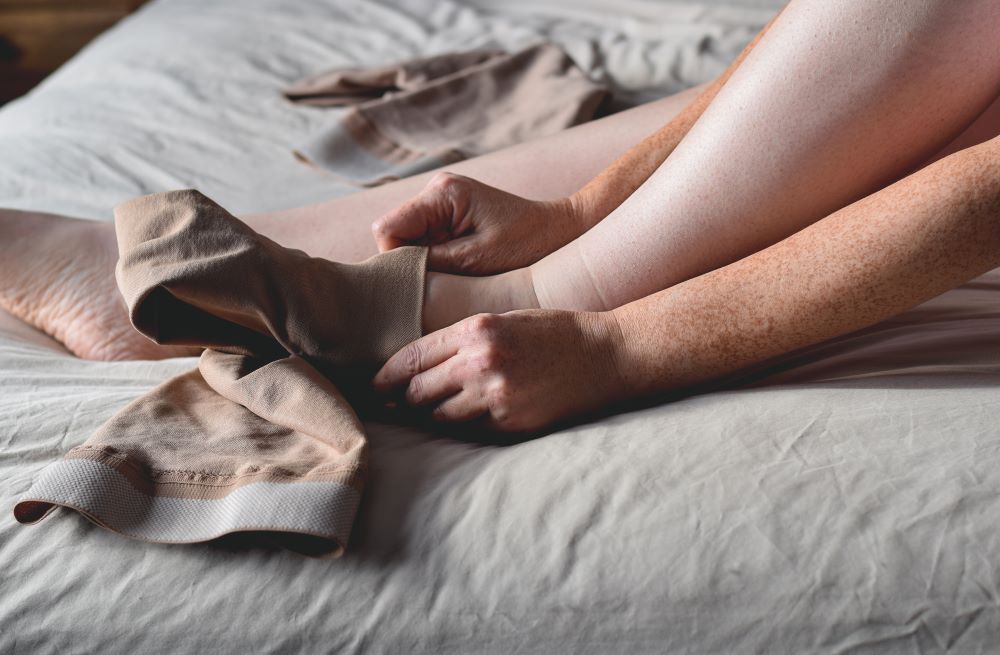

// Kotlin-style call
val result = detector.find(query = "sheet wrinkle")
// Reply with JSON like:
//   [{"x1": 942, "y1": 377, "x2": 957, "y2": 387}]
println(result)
[
  {"x1": 771, "y1": 411, "x2": 828, "y2": 467},
  {"x1": 945, "y1": 606, "x2": 988, "y2": 650},
  {"x1": 6, "y1": 0, "x2": 1000, "y2": 652}
]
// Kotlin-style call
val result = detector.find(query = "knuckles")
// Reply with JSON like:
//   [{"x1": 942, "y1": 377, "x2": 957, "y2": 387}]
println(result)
[
  {"x1": 468, "y1": 346, "x2": 501, "y2": 372},
  {"x1": 485, "y1": 384, "x2": 511, "y2": 426},
  {"x1": 464, "y1": 312, "x2": 501, "y2": 337},
  {"x1": 483, "y1": 365, "x2": 529, "y2": 430},
  {"x1": 400, "y1": 342, "x2": 423, "y2": 377},
  {"x1": 431, "y1": 312, "x2": 552, "y2": 432},
  {"x1": 450, "y1": 244, "x2": 480, "y2": 271},
  {"x1": 462, "y1": 315, "x2": 507, "y2": 369},
  {"x1": 428, "y1": 171, "x2": 465, "y2": 198},
  {"x1": 404, "y1": 374, "x2": 424, "y2": 404},
  {"x1": 486, "y1": 386, "x2": 532, "y2": 432}
]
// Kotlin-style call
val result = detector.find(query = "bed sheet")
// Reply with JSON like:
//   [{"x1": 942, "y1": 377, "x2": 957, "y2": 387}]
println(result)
[{"x1": 3, "y1": 0, "x2": 1000, "y2": 653}]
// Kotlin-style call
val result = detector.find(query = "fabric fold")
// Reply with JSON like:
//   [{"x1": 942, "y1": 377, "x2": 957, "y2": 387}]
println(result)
[
  {"x1": 284, "y1": 49, "x2": 505, "y2": 107},
  {"x1": 14, "y1": 190, "x2": 428, "y2": 557},
  {"x1": 288, "y1": 43, "x2": 609, "y2": 186}
]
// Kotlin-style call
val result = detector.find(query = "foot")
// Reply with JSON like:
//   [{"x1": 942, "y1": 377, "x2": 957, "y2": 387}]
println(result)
[{"x1": 0, "y1": 208, "x2": 196, "y2": 360}]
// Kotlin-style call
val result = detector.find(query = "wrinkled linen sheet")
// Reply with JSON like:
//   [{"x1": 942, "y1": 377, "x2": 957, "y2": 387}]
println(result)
[{"x1": 3, "y1": 0, "x2": 1000, "y2": 653}]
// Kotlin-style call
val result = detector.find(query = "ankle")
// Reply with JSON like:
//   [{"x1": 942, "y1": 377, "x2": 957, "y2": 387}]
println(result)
[
  {"x1": 493, "y1": 268, "x2": 540, "y2": 312},
  {"x1": 527, "y1": 247, "x2": 611, "y2": 311},
  {"x1": 421, "y1": 268, "x2": 541, "y2": 333}
]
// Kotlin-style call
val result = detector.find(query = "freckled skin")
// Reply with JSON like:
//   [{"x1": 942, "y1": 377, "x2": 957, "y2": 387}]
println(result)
[
  {"x1": 530, "y1": 0, "x2": 1000, "y2": 313},
  {"x1": 377, "y1": 0, "x2": 1000, "y2": 431},
  {"x1": 377, "y1": 136, "x2": 1000, "y2": 431},
  {"x1": 611, "y1": 137, "x2": 1000, "y2": 396},
  {"x1": 567, "y1": 7, "x2": 784, "y2": 231},
  {"x1": 4, "y1": 1, "x2": 1000, "y2": 434},
  {"x1": 375, "y1": 310, "x2": 622, "y2": 431},
  {"x1": 410, "y1": 9, "x2": 783, "y2": 332},
  {"x1": 382, "y1": 13, "x2": 782, "y2": 331}
]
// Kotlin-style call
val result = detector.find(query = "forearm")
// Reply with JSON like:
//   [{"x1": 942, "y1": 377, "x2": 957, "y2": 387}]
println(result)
[
  {"x1": 608, "y1": 138, "x2": 1000, "y2": 397},
  {"x1": 568, "y1": 7, "x2": 784, "y2": 230}
]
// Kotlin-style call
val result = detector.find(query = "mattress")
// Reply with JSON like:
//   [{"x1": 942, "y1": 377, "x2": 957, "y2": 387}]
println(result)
[{"x1": 2, "y1": 0, "x2": 1000, "y2": 653}]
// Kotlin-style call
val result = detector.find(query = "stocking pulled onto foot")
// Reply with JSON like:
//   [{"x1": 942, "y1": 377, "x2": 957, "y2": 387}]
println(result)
[{"x1": 14, "y1": 190, "x2": 427, "y2": 557}]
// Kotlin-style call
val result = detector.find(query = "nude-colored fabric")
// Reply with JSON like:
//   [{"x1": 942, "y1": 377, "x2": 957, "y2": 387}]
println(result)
[
  {"x1": 14, "y1": 190, "x2": 427, "y2": 557},
  {"x1": 8, "y1": 0, "x2": 1000, "y2": 650},
  {"x1": 288, "y1": 43, "x2": 610, "y2": 186},
  {"x1": 284, "y1": 49, "x2": 504, "y2": 107}
]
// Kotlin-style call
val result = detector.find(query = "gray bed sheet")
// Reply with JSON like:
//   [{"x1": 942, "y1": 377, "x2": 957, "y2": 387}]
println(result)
[{"x1": 2, "y1": 0, "x2": 999, "y2": 653}]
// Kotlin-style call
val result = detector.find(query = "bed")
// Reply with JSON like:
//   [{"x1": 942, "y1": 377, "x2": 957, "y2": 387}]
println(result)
[{"x1": 2, "y1": 0, "x2": 999, "y2": 652}]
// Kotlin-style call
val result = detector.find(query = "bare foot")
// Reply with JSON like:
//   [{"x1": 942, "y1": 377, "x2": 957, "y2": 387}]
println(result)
[{"x1": 0, "y1": 208, "x2": 196, "y2": 360}]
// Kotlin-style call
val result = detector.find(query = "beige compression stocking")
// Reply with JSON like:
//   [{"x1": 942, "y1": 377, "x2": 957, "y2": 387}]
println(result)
[{"x1": 14, "y1": 190, "x2": 427, "y2": 557}]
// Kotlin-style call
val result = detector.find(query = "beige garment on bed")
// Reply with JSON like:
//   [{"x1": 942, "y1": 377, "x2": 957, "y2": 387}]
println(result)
[
  {"x1": 286, "y1": 43, "x2": 609, "y2": 186},
  {"x1": 285, "y1": 49, "x2": 505, "y2": 107},
  {"x1": 13, "y1": 190, "x2": 427, "y2": 558}
]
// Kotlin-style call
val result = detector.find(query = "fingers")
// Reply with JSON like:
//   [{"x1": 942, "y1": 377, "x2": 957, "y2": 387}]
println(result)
[
  {"x1": 426, "y1": 237, "x2": 484, "y2": 274},
  {"x1": 404, "y1": 356, "x2": 464, "y2": 406},
  {"x1": 376, "y1": 312, "x2": 524, "y2": 428},
  {"x1": 431, "y1": 390, "x2": 487, "y2": 423},
  {"x1": 373, "y1": 327, "x2": 460, "y2": 392},
  {"x1": 371, "y1": 171, "x2": 467, "y2": 252},
  {"x1": 371, "y1": 197, "x2": 433, "y2": 252}
]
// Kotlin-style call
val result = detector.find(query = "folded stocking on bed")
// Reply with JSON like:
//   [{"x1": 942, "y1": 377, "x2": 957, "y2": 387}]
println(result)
[
  {"x1": 13, "y1": 190, "x2": 427, "y2": 558},
  {"x1": 284, "y1": 49, "x2": 504, "y2": 107},
  {"x1": 286, "y1": 43, "x2": 609, "y2": 186}
]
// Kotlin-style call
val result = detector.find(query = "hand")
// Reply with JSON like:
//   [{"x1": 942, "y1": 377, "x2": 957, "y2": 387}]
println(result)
[
  {"x1": 371, "y1": 172, "x2": 585, "y2": 275},
  {"x1": 372, "y1": 309, "x2": 628, "y2": 432}
]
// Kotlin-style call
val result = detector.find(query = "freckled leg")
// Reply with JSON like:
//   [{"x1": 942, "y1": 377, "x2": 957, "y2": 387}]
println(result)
[
  {"x1": 416, "y1": 86, "x2": 1000, "y2": 333},
  {"x1": 525, "y1": 0, "x2": 1000, "y2": 312},
  {"x1": 613, "y1": 134, "x2": 1000, "y2": 395}
]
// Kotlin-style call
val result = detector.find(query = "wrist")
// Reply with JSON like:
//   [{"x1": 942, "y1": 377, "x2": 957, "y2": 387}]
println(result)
[
  {"x1": 578, "y1": 309, "x2": 636, "y2": 405},
  {"x1": 550, "y1": 194, "x2": 596, "y2": 237}
]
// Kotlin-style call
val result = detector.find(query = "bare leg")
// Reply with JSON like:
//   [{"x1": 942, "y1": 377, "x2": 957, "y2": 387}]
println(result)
[
  {"x1": 240, "y1": 86, "x2": 704, "y2": 262},
  {"x1": 524, "y1": 0, "x2": 1000, "y2": 313},
  {"x1": 421, "y1": 96, "x2": 1000, "y2": 332},
  {"x1": 0, "y1": 86, "x2": 702, "y2": 360},
  {"x1": 246, "y1": 0, "x2": 1000, "y2": 334},
  {"x1": 6, "y1": 2, "x2": 1000, "y2": 359}
]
